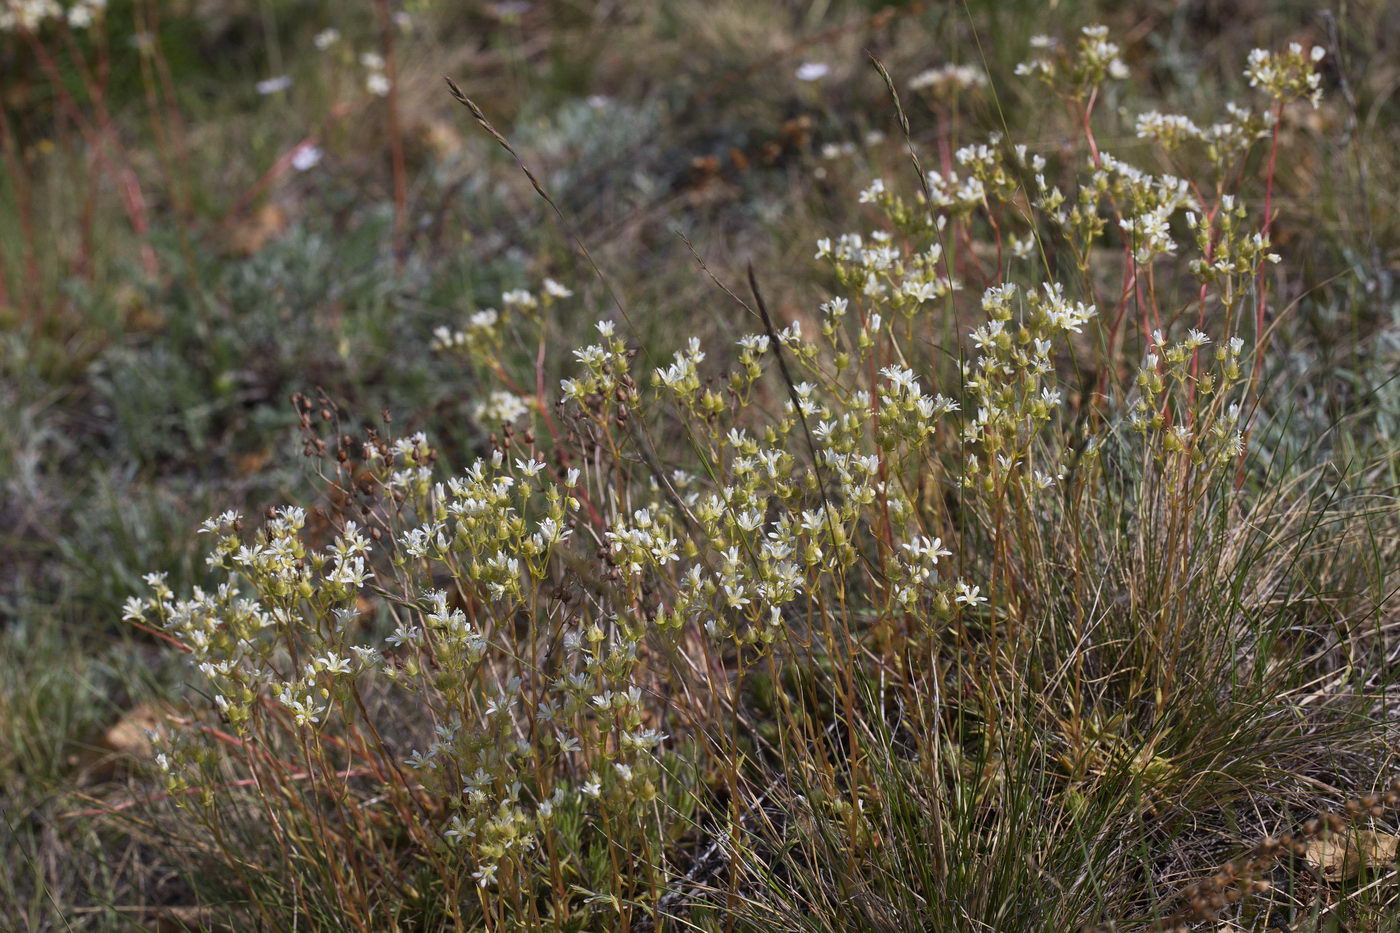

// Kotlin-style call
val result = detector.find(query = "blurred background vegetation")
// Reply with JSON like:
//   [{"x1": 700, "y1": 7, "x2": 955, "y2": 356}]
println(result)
[{"x1": 1, "y1": 0, "x2": 1396, "y2": 927}]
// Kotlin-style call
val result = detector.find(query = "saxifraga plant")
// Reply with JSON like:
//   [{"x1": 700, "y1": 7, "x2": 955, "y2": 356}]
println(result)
[{"x1": 125, "y1": 28, "x2": 1395, "y2": 932}]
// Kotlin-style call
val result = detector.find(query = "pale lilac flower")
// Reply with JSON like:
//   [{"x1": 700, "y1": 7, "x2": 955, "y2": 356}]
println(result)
[{"x1": 256, "y1": 75, "x2": 292, "y2": 96}]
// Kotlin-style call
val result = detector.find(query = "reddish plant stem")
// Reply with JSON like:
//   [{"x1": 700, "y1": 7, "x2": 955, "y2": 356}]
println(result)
[{"x1": 1082, "y1": 87, "x2": 1101, "y2": 167}]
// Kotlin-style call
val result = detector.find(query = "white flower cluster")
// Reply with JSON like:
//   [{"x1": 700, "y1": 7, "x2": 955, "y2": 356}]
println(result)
[
  {"x1": 1245, "y1": 43, "x2": 1325, "y2": 107},
  {"x1": 1136, "y1": 104, "x2": 1275, "y2": 168},
  {"x1": 0, "y1": 0, "x2": 104, "y2": 30},
  {"x1": 1129, "y1": 326, "x2": 1248, "y2": 466},
  {"x1": 361, "y1": 52, "x2": 391, "y2": 97},
  {"x1": 472, "y1": 389, "x2": 532, "y2": 425},
  {"x1": 1016, "y1": 24, "x2": 1128, "y2": 97},
  {"x1": 909, "y1": 64, "x2": 987, "y2": 95}
]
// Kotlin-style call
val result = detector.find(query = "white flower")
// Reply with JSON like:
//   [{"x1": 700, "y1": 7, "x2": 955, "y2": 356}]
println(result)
[
  {"x1": 291, "y1": 144, "x2": 323, "y2": 172},
  {"x1": 795, "y1": 62, "x2": 831, "y2": 81},
  {"x1": 386, "y1": 624, "x2": 422, "y2": 647},
  {"x1": 327, "y1": 555, "x2": 373, "y2": 588},
  {"x1": 902, "y1": 535, "x2": 951, "y2": 564},
  {"x1": 313, "y1": 28, "x2": 340, "y2": 50},
  {"x1": 197, "y1": 510, "x2": 241, "y2": 534},
  {"x1": 68, "y1": 0, "x2": 104, "y2": 29},
  {"x1": 858, "y1": 179, "x2": 887, "y2": 204},
  {"x1": 955, "y1": 580, "x2": 987, "y2": 606},
  {"x1": 316, "y1": 653, "x2": 352, "y2": 675}
]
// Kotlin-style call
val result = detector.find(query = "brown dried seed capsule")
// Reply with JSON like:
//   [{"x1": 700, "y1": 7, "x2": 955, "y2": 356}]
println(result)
[
  {"x1": 321, "y1": 409, "x2": 333, "y2": 421},
  {"x1": 522, "y1": 430, "x2": 534, "y2": 445}
]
